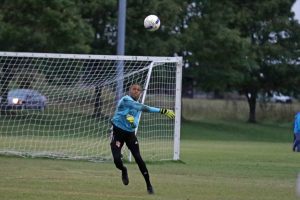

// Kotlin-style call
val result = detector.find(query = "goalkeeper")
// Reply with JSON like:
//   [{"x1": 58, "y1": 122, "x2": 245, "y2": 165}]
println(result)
[{"x1": 110, "y1": 84, "x2": 175, "y2": 194}]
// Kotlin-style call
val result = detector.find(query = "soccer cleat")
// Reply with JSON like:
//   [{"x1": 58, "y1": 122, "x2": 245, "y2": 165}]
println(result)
[
  {"x1": 121, "y1": 168, "x2": 129, "y2": 185},
  {"x1": 147, "y1": 186, "x2": 154, "y2": 194}
]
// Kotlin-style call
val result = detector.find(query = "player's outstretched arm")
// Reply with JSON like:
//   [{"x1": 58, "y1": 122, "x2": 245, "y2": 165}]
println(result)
[
  {"x1": 134, "y1": 102, "x2": 175, "y2": 119},
  {"x1": 124, "y1": 98, "x2": 175, "y2": 119}
]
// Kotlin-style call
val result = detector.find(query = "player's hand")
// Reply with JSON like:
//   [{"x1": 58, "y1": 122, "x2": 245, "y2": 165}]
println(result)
[
  {"x1": 160, "y1": 109, "x2": 175, "y2": 119},
  {"x1": 126, "y1": 114, "x2": 134, "y2": 123}
]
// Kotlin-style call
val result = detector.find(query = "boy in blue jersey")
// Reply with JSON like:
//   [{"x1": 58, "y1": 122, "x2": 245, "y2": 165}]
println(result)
[
  {"x1": 110, "y1": 84, "x2": 175, "y2": 194},
  {"x1": 293, "y1": 112, "x2": 300, "y2": 152}
]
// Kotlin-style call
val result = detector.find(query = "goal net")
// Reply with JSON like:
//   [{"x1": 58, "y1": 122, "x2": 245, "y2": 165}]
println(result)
[{"x1": 0, "y1": 52, "x2": 182, "y2": 162}]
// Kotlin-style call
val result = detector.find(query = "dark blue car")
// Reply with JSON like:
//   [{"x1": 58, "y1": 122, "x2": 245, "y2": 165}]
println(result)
[{"x1": 0, "y1": 89, "x2": 47, "y2": 111}]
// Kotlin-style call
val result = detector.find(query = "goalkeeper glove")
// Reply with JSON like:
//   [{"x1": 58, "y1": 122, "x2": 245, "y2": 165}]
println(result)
[
  {"x1": 160, "y1": 109, "x2": 175, "y2": 119},
  {"x1": 126, "y1": 114, "x2": 134, "y2": 123}
]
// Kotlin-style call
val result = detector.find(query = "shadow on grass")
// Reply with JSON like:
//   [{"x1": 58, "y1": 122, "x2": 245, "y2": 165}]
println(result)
[{"x1": 122, "y1": 159, "x2": 186, "y2": 165}]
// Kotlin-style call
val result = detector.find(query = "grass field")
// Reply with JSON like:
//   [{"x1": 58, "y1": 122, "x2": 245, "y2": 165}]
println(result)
[{"x1": 1, "y1": 119, "x2": 300, "y2": 200}]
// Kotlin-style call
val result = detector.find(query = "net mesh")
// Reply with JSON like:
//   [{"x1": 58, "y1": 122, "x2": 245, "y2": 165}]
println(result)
[{"x1": 0, "y1": 52, "x2": 180, "y2": 161}]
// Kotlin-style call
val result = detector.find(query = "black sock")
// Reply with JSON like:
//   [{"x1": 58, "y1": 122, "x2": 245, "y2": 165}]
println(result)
[{"x1": 143, "y1": 171, "x2": 151, "y2": 187}]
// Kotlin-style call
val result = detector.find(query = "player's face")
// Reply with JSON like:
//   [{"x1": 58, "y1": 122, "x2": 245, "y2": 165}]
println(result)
[{"x1": 129, "y1": 85, "x2": 142, "y2": 100}]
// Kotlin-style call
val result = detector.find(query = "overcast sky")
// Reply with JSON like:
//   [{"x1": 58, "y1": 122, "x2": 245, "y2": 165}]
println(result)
[{"x1": 292, "y1": 0, "x2": 300, "y2": 20}]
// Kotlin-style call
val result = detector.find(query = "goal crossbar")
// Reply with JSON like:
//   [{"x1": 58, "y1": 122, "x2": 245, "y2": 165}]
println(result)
[{"x1": 0, "y1": 51, "x2": 182, "y2": 62}]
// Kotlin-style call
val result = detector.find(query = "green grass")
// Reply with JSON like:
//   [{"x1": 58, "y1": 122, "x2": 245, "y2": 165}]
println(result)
[
  {"x1": 181, "y1": 119, "x2": 292, "y2": 142},
  {"x1": 1, "y1": 120, "x2": 300, "y2": 200}
]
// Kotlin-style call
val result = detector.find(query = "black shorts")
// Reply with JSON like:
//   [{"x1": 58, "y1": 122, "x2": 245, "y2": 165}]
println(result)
[{"x1": 110, "y1": 124, "x2": 139, "y2": 153}]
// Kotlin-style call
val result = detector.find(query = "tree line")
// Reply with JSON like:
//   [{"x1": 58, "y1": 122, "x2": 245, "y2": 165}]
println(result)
[{"x1": 0, "y1": 0, "x2": 300, "y2": 122}]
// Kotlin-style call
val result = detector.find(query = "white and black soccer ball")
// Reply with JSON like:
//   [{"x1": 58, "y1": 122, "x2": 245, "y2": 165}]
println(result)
[{"x1": 144, "y1": 15, "x2": 160, "y2": 31}]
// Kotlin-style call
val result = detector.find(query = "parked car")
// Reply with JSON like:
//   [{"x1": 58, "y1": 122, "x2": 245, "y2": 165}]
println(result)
[
  {"x1": 269, "y1": 92, "x2": 292, "y2": 103},
  {"x1": 258, "y1": 91, "x2": 292, "y2": 104},
  {"x1": 0, "y1": 89, "x2": 47, "y2": 111}
]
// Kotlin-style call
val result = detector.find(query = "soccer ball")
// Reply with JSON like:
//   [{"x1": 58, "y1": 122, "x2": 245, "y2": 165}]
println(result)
[{"x1": 144, "y1": 15, "x2": 160, "y2": 31}]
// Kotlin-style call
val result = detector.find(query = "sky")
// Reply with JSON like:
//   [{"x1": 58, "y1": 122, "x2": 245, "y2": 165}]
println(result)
[{"x1": 292, "y1": 0, "x2": 300, "y2": 21}]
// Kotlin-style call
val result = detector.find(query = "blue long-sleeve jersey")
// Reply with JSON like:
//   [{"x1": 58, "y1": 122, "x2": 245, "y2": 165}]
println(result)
[
  {"x1": 294, "y1": 112, "x2": 300, "y2": 135},
  {"x1": 111, "y1": 95, "x2": 160, "y2": 133}
]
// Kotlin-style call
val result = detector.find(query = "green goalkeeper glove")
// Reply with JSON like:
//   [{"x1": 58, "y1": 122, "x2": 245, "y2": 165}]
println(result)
[
  {"x1": 160, "y1": 109, "x2": 175, "y2": 119},
  {"x1": 126, "y1": 114, "x2": 134, "y2": 123}
]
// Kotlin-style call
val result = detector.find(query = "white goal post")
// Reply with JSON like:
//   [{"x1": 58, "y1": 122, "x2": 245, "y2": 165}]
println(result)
[{"x1": 0, "y1": 52, "x2": 182, "y2": 162}]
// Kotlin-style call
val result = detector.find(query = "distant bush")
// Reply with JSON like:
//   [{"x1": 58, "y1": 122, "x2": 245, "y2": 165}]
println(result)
[{"x1": 182, "y1": 98, "x2": 300, "y2": 123}]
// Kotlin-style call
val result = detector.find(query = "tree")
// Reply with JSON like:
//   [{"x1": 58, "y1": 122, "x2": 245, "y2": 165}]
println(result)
[
  {"x1": 77, "y1": 0, "x2": 117, "y2": 54},
  {"x1": 0, "y1": 0, "x2": 93, "y2": 53},
  {"x1": 230, "y1": 0, "x2": 300, "y2": 122},
  {"x1": 182, "y1": 0, "x2": 300, "y2": 122}
]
